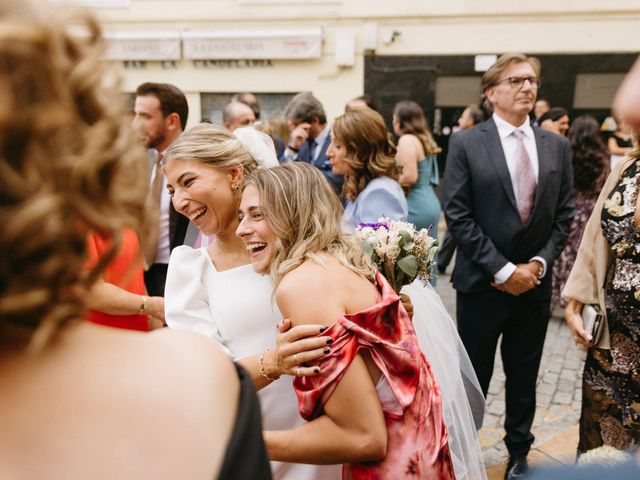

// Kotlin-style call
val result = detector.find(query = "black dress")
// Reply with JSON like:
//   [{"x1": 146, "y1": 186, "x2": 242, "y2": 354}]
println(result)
[
  {"x1": 578, "y1": 158, "x2": 640, "y2": 453},
  {"x1": 217, "y1": 364, "x2": 272, "y2": 479}
]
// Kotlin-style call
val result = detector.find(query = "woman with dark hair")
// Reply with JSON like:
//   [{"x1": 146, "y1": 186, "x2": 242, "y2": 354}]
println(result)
[
  {"x1": 539, "y1": 107, "x2": 571, "y2": 136},
  {"x1": 392, "y1": 101, "x2": 442, "y2": 234},
  {"x1": 551, "y1": 115, "x2": 610, "y2": 310}
]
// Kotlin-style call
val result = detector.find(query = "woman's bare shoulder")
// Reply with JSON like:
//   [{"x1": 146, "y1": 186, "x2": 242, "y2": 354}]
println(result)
[
  {"x1": 398, "y1": 133, "x2": 423, "y2": 150},
  {"x1": 275, "y1": 258, "x2": 348, "y2": 325}
]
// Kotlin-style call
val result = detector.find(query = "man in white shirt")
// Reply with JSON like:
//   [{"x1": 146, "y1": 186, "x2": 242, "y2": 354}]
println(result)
[
  {"x1": 133, "y1": 82, "x2": 191, "y2": 297},
  {"x1": 443, "y1": 53, "x2": 575, "y2": 480}
]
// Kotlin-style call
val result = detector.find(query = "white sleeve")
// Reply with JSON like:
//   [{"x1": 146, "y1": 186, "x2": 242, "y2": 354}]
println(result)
[{"x1": 165, "y1": 246, "x2": 232, "y2": 357}]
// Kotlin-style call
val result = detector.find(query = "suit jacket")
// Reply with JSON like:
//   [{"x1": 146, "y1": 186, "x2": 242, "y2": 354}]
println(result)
[
  {"x1": 443, "y1": 118, "x2": 575, "y2": 297},
  {"x1": 562, "y1": 155, "x2": 636, "y2": 349},
  {"x1": 169, "y1": 202, "x2": 189, "y2": 252},
  {"x1": 297, "y1": 134, "x2": 344, "y2": 194},
  {"x1": 149, "y1": 149, "x2": 190, "y2": 256}
]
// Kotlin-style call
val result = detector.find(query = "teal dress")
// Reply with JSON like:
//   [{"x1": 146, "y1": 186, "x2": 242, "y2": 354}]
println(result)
[
  {"x1": 407, "y1": 154, "x2": 441, "y2": 285},
  {"x1": 407, "y1": 154, "x2": 441, "y2": 234}
]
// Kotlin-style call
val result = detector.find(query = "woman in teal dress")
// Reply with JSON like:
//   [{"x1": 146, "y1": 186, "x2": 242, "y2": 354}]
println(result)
[{"x1": 393, "y1": 101, "x2": 441, "y2": 234}]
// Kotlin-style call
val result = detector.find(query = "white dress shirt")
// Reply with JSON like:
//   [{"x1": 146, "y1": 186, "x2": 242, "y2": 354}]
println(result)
[{"x1": 491, "y1": 113, "x2": 547, "y2": 283}]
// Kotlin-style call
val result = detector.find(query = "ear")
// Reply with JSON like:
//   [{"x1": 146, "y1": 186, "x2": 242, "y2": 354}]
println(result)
[
  {"x1": 166, "y1": 112, "x2": 182, "y2": 130},
  {"x1": 228, "y1": 164, "x2": 245, "y2": 185},
  {"x1": 485, "y1": 87, "x2": 497, "y2": 105}
]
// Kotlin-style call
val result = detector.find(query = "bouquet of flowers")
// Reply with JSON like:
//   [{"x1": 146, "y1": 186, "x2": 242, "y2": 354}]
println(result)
[{"x1": 356, "y1": 218, "x2": 439, "y2": 293}]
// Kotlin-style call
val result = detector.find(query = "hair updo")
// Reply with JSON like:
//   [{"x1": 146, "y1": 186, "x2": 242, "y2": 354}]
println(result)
[
  {"x1": 0, "y1": 1, "x2": 149, "y2": 348},
  {"x1": 164, "y1": 123, "x2": 258, "y2": 175}
]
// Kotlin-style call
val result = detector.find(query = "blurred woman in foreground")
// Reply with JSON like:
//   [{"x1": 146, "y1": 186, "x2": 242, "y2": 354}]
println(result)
[{"x1": 0, "y1": 2, "x2": 270, "y2": 478}]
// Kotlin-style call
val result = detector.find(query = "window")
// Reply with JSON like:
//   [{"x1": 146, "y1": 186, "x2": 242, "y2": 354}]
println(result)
[
  {"x1": 435, "y1": 76, "x2": 482, "y2": 107},
  {"x1": 200, "y1": 92, "x2": 296, "y2": 124},
  {"x1": 573, "y1": 73, "x2": 626, "y2": 109}
]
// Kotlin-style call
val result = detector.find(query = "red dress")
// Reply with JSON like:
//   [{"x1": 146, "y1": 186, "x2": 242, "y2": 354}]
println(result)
[
  {"x1": 294, "y1": 273, "x2": 454, "y2": 479},
  {"x1": 86, "y1": 229, "x2": 149, "y2": 332}
]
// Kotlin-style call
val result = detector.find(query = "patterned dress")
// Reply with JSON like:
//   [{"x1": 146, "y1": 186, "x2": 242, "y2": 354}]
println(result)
[
  {"x1": 294, "y1": 273, "x2": 454, "y2": 479},
  {"x1": 551, "y1": 165, "x2": 609, "y2": 311},
  {"x1": 579, "y1": 158, "x2": 640, "y2": 453}
]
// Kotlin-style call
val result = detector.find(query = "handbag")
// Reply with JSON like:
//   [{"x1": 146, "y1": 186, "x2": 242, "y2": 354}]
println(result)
[{"x1": 582, "y1": 304, "x2": 604, "y2": 345}]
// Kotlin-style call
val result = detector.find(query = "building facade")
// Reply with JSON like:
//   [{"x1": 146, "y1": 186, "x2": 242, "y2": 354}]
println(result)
[{"x1": 88, "y1": 0, "x2": 640, "y2": 131}]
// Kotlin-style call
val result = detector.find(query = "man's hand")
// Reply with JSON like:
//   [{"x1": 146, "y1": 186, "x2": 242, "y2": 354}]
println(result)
[
  {"x1": 492, "y1": 262, "x2": 540, "y2": 296},
  {"x1": 288, "y1": 122, "x2": 311, "y2": 151}
]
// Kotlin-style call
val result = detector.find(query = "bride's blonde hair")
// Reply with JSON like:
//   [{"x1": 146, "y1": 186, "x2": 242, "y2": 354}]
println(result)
[{"x1": 245, "y1": 163, "x2": 376, "y2": 286}]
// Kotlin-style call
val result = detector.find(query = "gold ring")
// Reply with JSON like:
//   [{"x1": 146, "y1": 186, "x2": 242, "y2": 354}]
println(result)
[{"x1": 296, "y1": 367, "x2": 301, "y2": 376}]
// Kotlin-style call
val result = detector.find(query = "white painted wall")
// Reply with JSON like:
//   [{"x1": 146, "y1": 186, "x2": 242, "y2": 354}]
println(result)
[{"x1": 86, "y1": 0, "x2": 640, "y2": 125}]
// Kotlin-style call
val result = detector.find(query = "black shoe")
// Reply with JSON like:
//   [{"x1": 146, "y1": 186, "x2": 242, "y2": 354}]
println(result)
[{"x1": 504, "y1": 456, "x2": 528, "y2": 480}]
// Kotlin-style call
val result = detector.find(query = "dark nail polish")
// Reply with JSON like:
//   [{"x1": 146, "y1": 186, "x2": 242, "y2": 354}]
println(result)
[
  {"x1": 326, "y1": 338, "x2": 333, "y2": 345},
  {"x1": 314, "y1": 368, "x2": 320, "y2": 373},
  {"x1": 323, "y1": 348, "x2": 331, "y2": 354},
  {"x1": 319, "y1": 327, "x2": 327, "y2": 332}
]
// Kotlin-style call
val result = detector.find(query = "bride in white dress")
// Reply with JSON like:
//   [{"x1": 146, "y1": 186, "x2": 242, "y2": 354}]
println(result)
[{"x1": 162, "y1": 124, "x2": 340, "y2": 480}]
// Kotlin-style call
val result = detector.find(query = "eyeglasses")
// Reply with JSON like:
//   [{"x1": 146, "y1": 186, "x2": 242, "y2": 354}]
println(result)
[{"x1": 495, "y1": 76, "x2": 541, "y2": 89}]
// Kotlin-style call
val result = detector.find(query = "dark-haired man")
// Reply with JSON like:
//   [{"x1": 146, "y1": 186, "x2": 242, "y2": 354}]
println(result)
[
  {"x1": 444, "y1": 53, "x2": 574, "y2": 480},
  {"x1": 280, "y1": 92, "x2": 343, "y2": 194},
  {"x1": 133, "y1": 82, "x2": 191, "y2": 297}
]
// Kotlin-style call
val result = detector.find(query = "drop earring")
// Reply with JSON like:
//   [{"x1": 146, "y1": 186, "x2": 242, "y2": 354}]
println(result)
[{"x1": 233, "y1": 184, "x2": 242, "y2": 199}]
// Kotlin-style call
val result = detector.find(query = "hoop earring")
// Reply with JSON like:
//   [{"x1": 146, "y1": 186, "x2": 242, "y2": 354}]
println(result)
[{"x1": 233, "y1": 184, "x2": 242, "y2": 200}]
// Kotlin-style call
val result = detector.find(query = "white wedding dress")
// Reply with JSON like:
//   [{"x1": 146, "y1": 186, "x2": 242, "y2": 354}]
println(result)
[
  {"x1": 401, "y1": 279, "x2": 487, "y2": 480},
  {"x1": 165, "y1": 246, "x2": 340, "y2": 480}
]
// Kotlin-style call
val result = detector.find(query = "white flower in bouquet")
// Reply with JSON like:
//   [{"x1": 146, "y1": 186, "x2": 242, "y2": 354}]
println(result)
[{"x1": 355, "y1": 218, "x2": 438, "y2": 293}]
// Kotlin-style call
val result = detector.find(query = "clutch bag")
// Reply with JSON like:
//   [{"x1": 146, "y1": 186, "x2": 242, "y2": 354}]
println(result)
[{"x1": 582, "y1": 304, "x2": 604, "y2": 345}]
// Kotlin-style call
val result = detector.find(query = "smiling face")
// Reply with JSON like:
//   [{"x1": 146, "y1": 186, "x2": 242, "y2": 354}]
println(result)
[
  {"x1": 326, "y1": 132, "x2": 354, "y2": 176},
  {"x1": 486, "y1": 61, "x2": 538, "y2": 126},
  {"x1": 556, "y1": 115, "x2": 570, "y2": 136},
  {"x1": 164, "y1": 159, "x2": 242, "y2": 237},
  {"x1": 236, "y1": 184, "x2": 277, "y2": 274}
]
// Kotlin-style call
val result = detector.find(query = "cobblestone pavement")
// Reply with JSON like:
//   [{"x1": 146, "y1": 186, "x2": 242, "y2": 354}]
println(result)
[{"x1": 434, "y1": 270, "x2": 583, "y2": 467}]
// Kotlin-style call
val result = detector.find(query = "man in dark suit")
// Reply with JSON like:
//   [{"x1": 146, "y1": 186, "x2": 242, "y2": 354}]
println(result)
[
  {"x1": 133, "y1": 82, "x2": 191, "y2": 297},
  {"x1": 443, "y1": 53, "x2": 575, "y2": 480},
  {"x1": 279, "y1": 92, "x2": 343, "y2": 194}
]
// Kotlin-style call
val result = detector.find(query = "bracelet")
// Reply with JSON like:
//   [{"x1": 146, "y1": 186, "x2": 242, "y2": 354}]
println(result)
[
  {"x1": 287, "y1": 144, "x2": 299, "y2": 153},
  {"x1": 137, "y1": 295, "x2": 147, "y2": 315},
  {"x1": 258, "y1": 349, "x2": 281, "y2": 382}
]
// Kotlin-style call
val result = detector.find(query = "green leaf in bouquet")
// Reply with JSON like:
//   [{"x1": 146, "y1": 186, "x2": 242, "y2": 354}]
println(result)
[
  {"x1": 402, "y1": 241, "x2": 415, "y2": 252},
  {"x1": 397, "y1": 254, "x2": 418, "y2": 277},
  {"x1": 361, "y1": 238, "x2": 374, "y2": 256},
  {"x1": 397, "y1": 230, "x2": 412, "y2": 245}
]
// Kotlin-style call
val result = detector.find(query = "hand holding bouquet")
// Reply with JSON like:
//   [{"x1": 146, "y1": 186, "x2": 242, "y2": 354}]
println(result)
[{"x1": 356, "y1": 219, "x2": 438, "y2": 293}]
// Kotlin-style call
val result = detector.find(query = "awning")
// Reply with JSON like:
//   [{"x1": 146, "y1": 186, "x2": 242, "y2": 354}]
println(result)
[
  {"x1": 104, "y1": 30, "x2": 181, "y2": 61},
  {"x1": 182, "y1": 27, "x2": 323, "y2": 60}
]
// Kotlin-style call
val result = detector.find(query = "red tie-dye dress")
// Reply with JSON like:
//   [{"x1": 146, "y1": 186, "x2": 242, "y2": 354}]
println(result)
[{"x1": 294, "y1": 273, "x2": 455, "y2": 479}]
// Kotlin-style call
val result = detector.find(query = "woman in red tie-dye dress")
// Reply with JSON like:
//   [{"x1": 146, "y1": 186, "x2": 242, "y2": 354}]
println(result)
[{"x1": 237, "y1": 162, "x2": 454, "y2": 479}]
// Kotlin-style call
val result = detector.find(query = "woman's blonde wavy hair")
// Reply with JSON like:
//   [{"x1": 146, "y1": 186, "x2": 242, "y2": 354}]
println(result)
[
  {"x1": 332, "y1": 109, "x2": 399, "y2": 202},
  {"x1": 244, "y1": 163, "x2": 377, "y2": 287},
  {"x1": 164, "y1": 123, "x2": 258, "y2": 175},
  {"x1": 0, "y1": 1, "x2": 149, "y2": 348}
]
